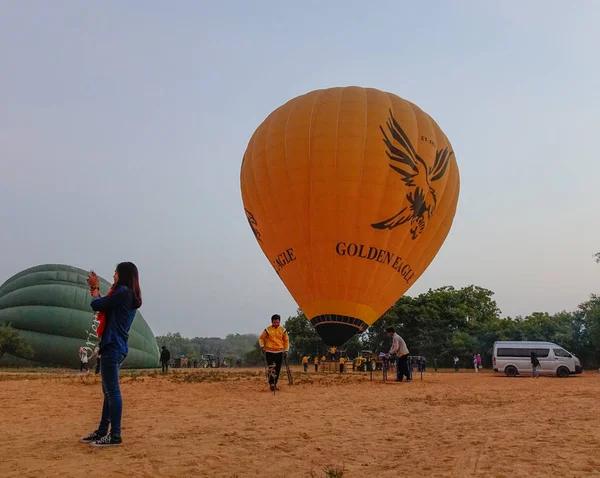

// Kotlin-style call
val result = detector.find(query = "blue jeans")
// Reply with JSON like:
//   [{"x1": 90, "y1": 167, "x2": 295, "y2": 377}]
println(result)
[{"x1": 98, "y1": 349, "x2": 126, "y2": 438}]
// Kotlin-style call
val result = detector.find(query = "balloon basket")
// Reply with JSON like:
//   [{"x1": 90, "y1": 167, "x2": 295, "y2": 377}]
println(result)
[{"x1": 320, "y1": 361, "x2": 345, "y2": 373}]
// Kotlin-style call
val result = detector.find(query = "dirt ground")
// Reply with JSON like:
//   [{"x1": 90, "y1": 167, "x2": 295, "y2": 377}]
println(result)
[{"x1": 1, "y1": 366, "x2": 600, "y2": 478}]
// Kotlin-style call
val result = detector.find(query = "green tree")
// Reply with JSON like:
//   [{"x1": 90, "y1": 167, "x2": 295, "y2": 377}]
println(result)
[
  {"x1": 361, "y1": 285, "x2": 502, "y2": 367},
  {"x1": 0, "y1": 322, "x2": 34, "y2": 361},
  {"x1": 243, "y1": 342, "x2": 264, "y2": 366},
  {"x1": 155, "y1": 332, "x2": 258, "y2": 362},
  {"x1": 343, "y1": 335, "x2": 364, "y2": 358},
  {"x1": 361, "y1": 309, "x2": 397, "y2": 352},
  {"x1": 578, "y1": 294, "x2": 600, "y2": 368},
  {"x1": 284, "y1": 309, "x2": 324, "y2": 362}
]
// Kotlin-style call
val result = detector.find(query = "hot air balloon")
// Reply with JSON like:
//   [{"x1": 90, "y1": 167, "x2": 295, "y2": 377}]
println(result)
[
  {"x1": 240, "y1": 86, "x2": 460, "y2": 346},
  {"x1": 0, "y1": 264, "x2": 159, "y2": 368}
]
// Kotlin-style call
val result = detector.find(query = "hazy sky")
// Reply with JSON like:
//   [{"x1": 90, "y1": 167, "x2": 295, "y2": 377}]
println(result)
[{"x1": 1, "y1": 1, "x2": 598, "y2": 338}]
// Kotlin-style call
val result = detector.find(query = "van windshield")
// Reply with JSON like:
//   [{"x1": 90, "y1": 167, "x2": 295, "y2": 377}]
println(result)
[
  {"x1": 553, "y1": 348, "x2": 571, "y2": 358},
  {"x1": 497, "y1": 347, "x2": 549, "y2": 358}
]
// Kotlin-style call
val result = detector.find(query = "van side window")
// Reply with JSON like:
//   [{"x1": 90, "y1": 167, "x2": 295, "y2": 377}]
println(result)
[
  {"x1": 497, "y1": 348, "x2": 550, "y2": 358},
  {"x1": 553, "y1": 348, "x2": 571, "y2": 358}
]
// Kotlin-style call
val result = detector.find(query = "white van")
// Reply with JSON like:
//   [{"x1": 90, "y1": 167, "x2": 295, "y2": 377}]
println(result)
[{"x1": 493, "y1": 341, "x2": 583, "y2": 378}]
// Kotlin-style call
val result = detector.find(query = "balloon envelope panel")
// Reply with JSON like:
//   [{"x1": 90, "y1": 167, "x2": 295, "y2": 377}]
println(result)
[
  {"x1": 0, "y1": 264, "x2": 159, "y2": 368},
  {"x1": 240, "y1": 87, "x2": 460, "y2": 345}
]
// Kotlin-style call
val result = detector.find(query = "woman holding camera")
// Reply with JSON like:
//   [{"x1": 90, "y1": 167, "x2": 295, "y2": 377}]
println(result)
[{"x1": 79, "y1": 262, "x2": 142, "y2": 447}]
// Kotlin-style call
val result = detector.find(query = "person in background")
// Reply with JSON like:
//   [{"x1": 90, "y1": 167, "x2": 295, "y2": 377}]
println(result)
[
  {"x1": 160, "y1": 346, "x2": 171, "y2": 373},
  {"x1": 314, "y1": 355, "x2": 319, "y2": 372},
  {"x1": 339, "y1": 355, "x2": 346, "y2": 373},
  {"x1": 386, "y1": 327, "x2": 410, "y2": 382},
  {"x1": 476, "y1": 353, "x2": 482, "y2": 370},
  {"x1": 79, "y1": 262, "x2": 142, "y2": 448},
  {"x1": 473, "y1": 354, "x2": 479, "y2": 373},
  {"x1": 259, "y1": 314, "x2": 289, "y2": 391},
  {"x1": 531, "y1": 351, "x2": 541, "y2": 378},
  {"x1": 79, "y1": 347, "x2": 89, "y2": 374},
  {"x1": 454, "y1": 357, "x2": 460, "y2": 372},
  {"x1": 302, "y1": 355, "x2": 309, "y2": 372}
]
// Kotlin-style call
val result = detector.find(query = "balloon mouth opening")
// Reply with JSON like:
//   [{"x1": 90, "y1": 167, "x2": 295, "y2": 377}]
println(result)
[{"x1": 310, "y1": 315, "x2": 368, "y2": 346}]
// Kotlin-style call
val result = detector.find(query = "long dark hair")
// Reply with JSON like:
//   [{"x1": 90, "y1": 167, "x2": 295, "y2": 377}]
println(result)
[{"x1": 115, "y1": 262, "x2": 142, "y2": 309}]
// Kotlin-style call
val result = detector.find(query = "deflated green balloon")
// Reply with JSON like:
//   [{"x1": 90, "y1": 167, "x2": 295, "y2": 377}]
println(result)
[{"x1": 0, "y1": 264, "x2": 159, "y2": 369}]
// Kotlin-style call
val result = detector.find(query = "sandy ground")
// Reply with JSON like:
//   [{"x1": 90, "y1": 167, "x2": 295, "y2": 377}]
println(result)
[{"x1": 1, "y1": 366, "x2": 600, "y2": 478}]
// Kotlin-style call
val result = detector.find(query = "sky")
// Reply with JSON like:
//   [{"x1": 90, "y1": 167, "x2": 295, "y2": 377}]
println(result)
[{"x1": 1, "y1": 1, "x2": 598, "y2": 338}]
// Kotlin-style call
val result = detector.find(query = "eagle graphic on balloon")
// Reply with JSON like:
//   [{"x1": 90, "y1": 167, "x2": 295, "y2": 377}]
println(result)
[
  {"x1": 371, "y1": 110, "x2": 454, "y2": 239},
  {"x1": 240, "y1": 87, "x2": 460, "y2": 347}
]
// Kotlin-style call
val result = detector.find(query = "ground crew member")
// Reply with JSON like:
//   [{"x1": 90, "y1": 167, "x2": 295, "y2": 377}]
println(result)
[
  {"x1": 79, "y1": 347, "x2": 89, "y2": 373},
  {"x1": 530, "y1": 351, "x2": 541, "y2": 378},
  {"x1": 386, "y1": 327, "x2": 410, "y2": 382},
  {"x1": 339, "y1": 356, "x2": 346, "y2": 373},
  {"x1": 314, "y1": 356, "x2": 319, "y2": 372},
  {"x1": 302, "y1": 355, "x2": 309, "y2": 372},
  {"x1": 160, "y1": 346, "x2": 171, "y2": 373},
  {"x1": 259, "y1": 314, "x2": 289, "y2": 391},
  {"x1": 356, "y1": 356, "x2": 366, "y2": 371}
]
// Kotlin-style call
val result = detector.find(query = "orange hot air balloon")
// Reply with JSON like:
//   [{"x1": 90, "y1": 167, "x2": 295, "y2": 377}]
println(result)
[{"x1": 240, "y1": 86, "x2": 460, "y2": 346}]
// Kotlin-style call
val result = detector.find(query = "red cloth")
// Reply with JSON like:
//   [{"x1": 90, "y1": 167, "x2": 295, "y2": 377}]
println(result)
[{"x1": 96, "y1": 286, "x2": 114, "y2": 338}]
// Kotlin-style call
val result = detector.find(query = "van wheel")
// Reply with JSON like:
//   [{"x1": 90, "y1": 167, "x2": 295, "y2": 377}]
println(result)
[
  {"x1": 557, "y1": 366, "x2": 570, "y2": 378},
  {"x1": 505, "y1": 365, "x2": 518, "y2": 377}
]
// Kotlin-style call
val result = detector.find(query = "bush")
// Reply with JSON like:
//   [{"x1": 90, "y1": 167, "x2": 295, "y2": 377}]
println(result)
[{"x1": 0, "y1": 322, "x2": 34, "y2": 361}]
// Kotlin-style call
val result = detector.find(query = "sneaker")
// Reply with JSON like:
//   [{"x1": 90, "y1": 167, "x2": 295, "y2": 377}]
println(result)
[
  {"x1": 91, "y1": 434, "x2": 122, "y2": 447},
  {"x1": 79, "y1": 430, "x2": 104, "y2": 443}
]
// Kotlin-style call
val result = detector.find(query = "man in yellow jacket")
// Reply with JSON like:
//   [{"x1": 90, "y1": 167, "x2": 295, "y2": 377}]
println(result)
[
  {"x1": 302, "y1": 355, "x2": 309, "y2": 372},
  {"x1": 259, "y1": 314, "x2": 289, "y2": 391},
  {"x1": 339, "y1": 356, "x2": 346, "y2": 374}
]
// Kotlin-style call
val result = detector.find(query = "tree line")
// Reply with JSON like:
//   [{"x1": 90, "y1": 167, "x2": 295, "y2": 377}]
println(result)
[
  {"x1": 0, "y1": 322, "x2": 33, "y2": 362},
  {"x1": 1, "y1": 280, "x2": 597, "y2": 369},
  {"x1": 283, "y1": 285, "x2": 600, "y2": 369},
  {"x1": 154, "y1": 332, "x2": 259, "y2": 365},
  {"x1": 160, "y1": 255, "x2": 599, "y2": 367}
]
